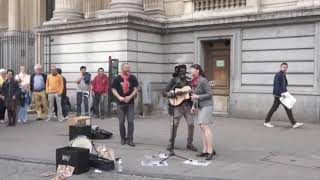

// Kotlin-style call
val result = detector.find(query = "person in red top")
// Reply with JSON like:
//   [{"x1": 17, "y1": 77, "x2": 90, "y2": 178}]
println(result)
[{"x1": 91, "y1": 68, "x2": 109, "y2": 119}]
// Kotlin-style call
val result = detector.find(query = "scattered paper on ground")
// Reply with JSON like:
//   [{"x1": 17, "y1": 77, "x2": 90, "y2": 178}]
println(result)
[
  {"x1": 141, "y1": 160, "x2": 168, "y2": 167},
  {"x1": 183, "y1": 160, "x2": 212, "y2": 166}
]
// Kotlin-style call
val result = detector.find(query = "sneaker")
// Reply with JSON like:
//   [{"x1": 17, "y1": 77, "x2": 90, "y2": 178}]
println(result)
[
  {"x1": 264, "y1": 122, "x2": 274, "y2": 128},
  {"x1": 63, "y1": 116, "x2": 69, "y2": 120},
  {"x1": 293, "y1": 122, "x2": 304, "y2": 129}
]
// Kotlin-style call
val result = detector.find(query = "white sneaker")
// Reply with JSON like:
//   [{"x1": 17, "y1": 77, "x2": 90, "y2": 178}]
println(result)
[
  {"x1": 293, "y1": 122, "x2": 304, "y2": 129},
  {"x1": 264, "y1": 122, "x2": 274, "y2": 128}
]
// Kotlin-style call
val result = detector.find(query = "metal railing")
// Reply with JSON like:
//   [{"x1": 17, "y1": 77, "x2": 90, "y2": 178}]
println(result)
[
  {"x1": 194, "y1": 0, "x2": 247, "y2": 12},
  {"x1": 0, "y1": 31, "x2": 36, "y2": 74},
  {"x1": 144, "y1": 0, "x2": 164, "y2": 11}
]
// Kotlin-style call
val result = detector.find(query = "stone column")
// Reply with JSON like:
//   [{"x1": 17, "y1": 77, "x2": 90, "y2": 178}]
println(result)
[
  {"x1": 104, "y1": 0, "x2": 112, "y2": 9},
  {"x1": 49, "y1": 0, "x2": 84, "y2": 23},
  {"x1": 0, "y1": 0, "x2": 8, "y2": 30},
  {"x1": 108, "y1": 0, "x2": 144, "y2": 14},
  {"x1": 8, "y1": 0, "x2": 20, "y2": 31},
  {"x1": 83, "y1": 0, "x2": 103, "y2": 19}
]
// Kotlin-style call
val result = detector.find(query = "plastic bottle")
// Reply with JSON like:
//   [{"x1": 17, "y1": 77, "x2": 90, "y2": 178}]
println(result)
[{"x1": 117, "y1": 158, "x2": 123, "y2": 172}]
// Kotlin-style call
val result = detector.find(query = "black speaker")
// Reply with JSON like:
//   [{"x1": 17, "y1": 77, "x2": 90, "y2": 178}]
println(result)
[
  {"x1": 69, "y1": 125, "x2": 91, "y2": 140},
  {"x1": 56, "y1": 146, "x2": 90, "y2": 175}
]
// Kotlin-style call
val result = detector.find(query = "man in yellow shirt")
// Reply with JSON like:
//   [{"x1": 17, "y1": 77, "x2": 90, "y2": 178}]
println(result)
[
  {"x1": 46, "y1": 65, "x2": 64, "y2": 122},
  {"x1": 0, "y1": 69, "x2": 6, "y2": 122}
]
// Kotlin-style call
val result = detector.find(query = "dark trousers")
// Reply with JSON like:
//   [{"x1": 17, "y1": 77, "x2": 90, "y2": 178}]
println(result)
[
  {"x1": 170, "y1": 104, "x2": 194, "y2": 146},
  {"x1": 0, "y1": 98, "x2": 5, "y2": 120},
  {"x1": 77, "y1": 92, "x2": 89, "y2": 116},
  {"x1": 7, "y1": 106, "x2": 17, "y2": 126},
  {"x1": 117, "y1": 104, "x2": 134, "y2": 142},
  {"x1": 265, "y1": 97, "x2": 296, "y2": 125},
  {"x1": 93, "y1": 93, "x2": 106, "y2": 117},
  {"x1": 54, "y1": 95, "x2": 69, "y2": 118}
]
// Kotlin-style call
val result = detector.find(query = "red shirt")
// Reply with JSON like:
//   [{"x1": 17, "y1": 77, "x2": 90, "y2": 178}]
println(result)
[{"x1": 91, "y1": 74, "x2": 109, "y2": 93}]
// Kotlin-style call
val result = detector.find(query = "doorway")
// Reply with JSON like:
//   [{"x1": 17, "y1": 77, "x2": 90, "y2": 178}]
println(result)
[{"x1": 203, "y1": 39, "x2": 231, "y2": 114}]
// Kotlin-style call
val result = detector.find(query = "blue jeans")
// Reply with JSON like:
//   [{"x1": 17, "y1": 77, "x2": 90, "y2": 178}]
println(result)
[{"x1": 18, "y1": 104, "x2": 28, "y2": 122}]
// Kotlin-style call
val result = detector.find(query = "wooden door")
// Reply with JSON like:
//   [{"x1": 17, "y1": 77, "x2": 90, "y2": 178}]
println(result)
[{"x1": 204, "y1": 40, "x2": 230, "y2": 114}]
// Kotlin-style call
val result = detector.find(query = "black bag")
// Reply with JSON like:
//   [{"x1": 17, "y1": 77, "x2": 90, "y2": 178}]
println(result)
[
  {"x1": 69, "y1": 125, "x2": 92, "y2": 140},
  {"x1": 56, "y1": 146, "x2": 90, "y2": 175},
  {"x1": 91, "y1": 127, "x2": 113, "y2": 140},
  {"x1": 89, "y1": 154, "x2": 115, "y2": 171}
]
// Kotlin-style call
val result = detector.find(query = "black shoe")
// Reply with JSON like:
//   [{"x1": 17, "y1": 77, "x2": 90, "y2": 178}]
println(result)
[
  {"x1": 167, "y1": 144, "x2": 173, "y2": 150},
  {"x1": 127, "y1": 141, "x2": 135, "y2": 147},
  {"x1": 121, "y1": 139, "x2": 127, "y2": 145},
  {"x1": 196, "y1": 152, "x2": 209, "y2": 157},
  {"x1": 35, "y1": 118, "x2": 42, "y2": 121},
  {"x1": 205, "y1": 150, "x2": 217, "y2": 161},
  {"x1": 100, "y1": 116, "x2": 104, "y2": 120},
  {"x1": 187, "y1": 144, "x2": 198, "y2": 152}
]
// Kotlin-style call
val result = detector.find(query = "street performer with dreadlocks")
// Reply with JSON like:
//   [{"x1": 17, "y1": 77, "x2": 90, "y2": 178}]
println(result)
[{"x1": 163, "y1": 64, "x2": 197, "y2": 152}]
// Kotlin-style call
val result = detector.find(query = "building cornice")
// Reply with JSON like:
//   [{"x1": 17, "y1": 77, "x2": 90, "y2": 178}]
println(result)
[{"x1": 35, "y1": 7, "x2": 320, "y2": 35}]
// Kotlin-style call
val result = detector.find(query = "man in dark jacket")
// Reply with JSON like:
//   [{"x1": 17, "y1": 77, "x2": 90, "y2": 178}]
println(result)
[
  {"x1": 30, "y1": 64, "x2": 48, "y2": 121},
  {"x1": 2, "y1": 70, "x2": 20, "y2": 126},
  {"x1": 264, "y1": 62, "x2": 303, "y2": 128}
]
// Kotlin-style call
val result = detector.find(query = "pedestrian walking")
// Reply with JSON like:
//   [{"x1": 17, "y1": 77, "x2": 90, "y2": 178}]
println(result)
[{"x1": 264, "y1": 62, "x2": 304, "y2": 128}]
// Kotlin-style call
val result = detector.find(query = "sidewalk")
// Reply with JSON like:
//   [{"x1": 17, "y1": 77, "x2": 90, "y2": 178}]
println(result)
[{"x1": 0, "y1": 115, "x2": 319, "y2": 180}]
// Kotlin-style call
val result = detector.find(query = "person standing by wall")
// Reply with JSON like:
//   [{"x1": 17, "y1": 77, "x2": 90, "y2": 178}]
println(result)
[
  {"x1": 1, "y1": 70, "x2": 20, "y2": 127},
  {"x1": 91, "y1": 68, "x2": 109, "y2": 119},
  {"x1": 46, "y1": 65, "x2": 64, "y2": 122},
  {"x1": 0, "y1": 69, "x2": 7, "y2": 123},
  {"x1": 264, "y1": 62, "x2": 304, "y2": 128},
  {"x1": 30, "y1": 64, "x2": 48, "y2": 121},
  {"x1": 112, "y1": 63, "x2": 138, "y2": 147},
  {"x1": 54, "y1": 68, "x2": 69, "y2": 120},
  {"x1": 18, "y1": 66, "x2": 30, "y2": 92},
  {"x1": 15, "y1": 76, "x2": 30, "y2": 124},
  {"x1": 75, "y1": 66, "x2": 91, "y2": 116}
]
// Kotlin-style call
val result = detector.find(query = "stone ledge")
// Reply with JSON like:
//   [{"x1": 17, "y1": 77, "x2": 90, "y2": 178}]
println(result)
[{"x1": 36, "y1": 7, "x2": 320, "y2": 34}]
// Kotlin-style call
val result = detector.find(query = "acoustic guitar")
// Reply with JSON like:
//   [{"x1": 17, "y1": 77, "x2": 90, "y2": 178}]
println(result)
[{"x1": 169, "y1": 86, "x2": 192, "y2": 106}]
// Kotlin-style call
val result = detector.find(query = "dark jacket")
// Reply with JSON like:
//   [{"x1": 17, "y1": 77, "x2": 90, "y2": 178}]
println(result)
[
  {"x1": 62, "y1": 76, "x2": 67, "y2": 97},
  {"x1": 83, "y1": 72, "x2": 91, "y2": 85},
  {"x1": 273, "y1": 71, "x2": 288, "y2": 97},
  {"x1": 30, "y1": 73, "x2": 47, "y2": 92},
  {"x1": 2, "y1": 79, "x2": 20, "y2": 108}
]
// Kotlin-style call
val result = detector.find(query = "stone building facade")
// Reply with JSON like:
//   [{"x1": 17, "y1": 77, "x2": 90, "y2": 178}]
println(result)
[{"x1": 0, "y1": 0, "x2": 320, "y2": 123}]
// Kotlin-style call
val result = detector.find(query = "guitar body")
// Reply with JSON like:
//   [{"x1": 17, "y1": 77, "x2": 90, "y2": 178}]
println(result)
[{"x1": 169, "y1": 86, "x2": 192, "y2": 106}]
